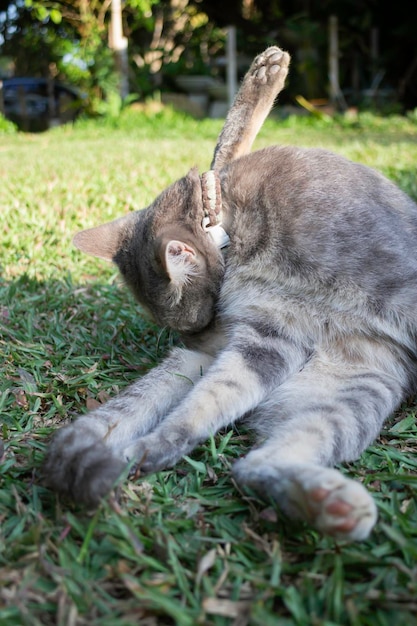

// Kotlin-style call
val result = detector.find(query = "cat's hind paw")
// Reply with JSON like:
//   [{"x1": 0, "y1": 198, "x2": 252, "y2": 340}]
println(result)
[
  {"x1": 43, "y1": 423, "x2": 126, "y2": 507},
  {"x1": 233, "y1": 460, "x2": 377, "y2": 541},
  {"x1": 250, "y1": 46, "x2": 290, "y2": 87},
  {"x1": 291, "y1": 469, "x2": 378, "y2": 541}
]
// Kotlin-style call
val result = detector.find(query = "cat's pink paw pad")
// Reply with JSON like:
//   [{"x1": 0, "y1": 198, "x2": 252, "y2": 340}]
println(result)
[{"x1": 305, "y1": 478, "x2": 378, "y2": 541}]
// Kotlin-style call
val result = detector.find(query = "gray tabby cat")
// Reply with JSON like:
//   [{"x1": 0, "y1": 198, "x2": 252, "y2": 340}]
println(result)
[{"x1": 44, "y1": 46, "x2": 417, "y2": 542}]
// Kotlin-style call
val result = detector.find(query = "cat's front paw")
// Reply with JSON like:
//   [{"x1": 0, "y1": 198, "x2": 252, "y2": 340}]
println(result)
[
  {"x1": 250, "y1": 46, "x2": 290, "y2": 87},
  {"x1": 43, "y1": 423, "x2": 126, "y2": 506},
  {"x1": 125, "y1": 428, "x2": 194, "y2": 475}
]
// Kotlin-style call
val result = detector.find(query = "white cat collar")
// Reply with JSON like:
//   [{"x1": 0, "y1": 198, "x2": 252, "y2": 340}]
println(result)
[
  {"x1": 202, "y1": 216, "x2": 230, "y2": 249},
  {"x1": 201, "y1": 170, "x2": 230, "y2": 249}
]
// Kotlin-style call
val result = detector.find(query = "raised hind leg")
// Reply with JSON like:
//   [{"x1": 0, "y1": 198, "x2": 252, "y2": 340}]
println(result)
[
  {"x1": 211, "y1": 46, "x2": 290, "y2": 170},
  {"x1": 233, "y1": 353, "x2": 405, "y2": 540}
]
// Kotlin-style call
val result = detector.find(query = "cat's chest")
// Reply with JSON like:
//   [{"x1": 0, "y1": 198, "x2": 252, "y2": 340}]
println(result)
[
  {"x1": 219, "y1": 255, "x2": 315, "y2": 307},
  {"x1": 217, "y1": 256, "x2": 373, "y2": 340}
]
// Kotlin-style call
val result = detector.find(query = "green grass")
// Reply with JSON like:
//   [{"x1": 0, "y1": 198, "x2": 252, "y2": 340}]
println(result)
[{"x1": 1, "y1": 107, "x2": 417, "y2": 625}]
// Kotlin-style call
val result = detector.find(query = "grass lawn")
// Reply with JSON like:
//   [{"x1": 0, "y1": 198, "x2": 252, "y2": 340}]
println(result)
[{"x1": 1, "y1": 107, "x2": 417, "y2": 625}]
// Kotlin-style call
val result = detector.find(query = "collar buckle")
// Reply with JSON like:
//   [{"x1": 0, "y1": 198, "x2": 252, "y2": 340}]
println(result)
[{"x1": 202, "y1": 216, "x2": 230, "y2": 249}]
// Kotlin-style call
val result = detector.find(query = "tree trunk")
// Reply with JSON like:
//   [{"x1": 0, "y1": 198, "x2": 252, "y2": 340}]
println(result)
[
  {"x1": 109, "y1": 0, "x2": 129, "y2": 99},
  {"x1": 226, "y1": 25, "x2": 237, "y2": 107},
  {"x1": 328, "y1": 15, "x2": 346, "y2": 111}
]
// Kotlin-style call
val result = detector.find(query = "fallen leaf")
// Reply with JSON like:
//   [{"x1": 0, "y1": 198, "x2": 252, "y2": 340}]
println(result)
[
  {"x1": 400, "y1": 498, "x2": 411, "y2": 514},
  {"x1": 86, "y1": 397, "x2": 101, "y2": 410},
  {"x1": 13, "y1": 389, "x2": 29, "y2": 409},
  {"x1": 196, "y1": 548, "x2": 216, "y2": 585},
  {"x1": 203, "y1": 597, "x2": 251, "y2": 618},
  {"x1": 97, "y1": 390, "x2": 111, "y2": 403}
]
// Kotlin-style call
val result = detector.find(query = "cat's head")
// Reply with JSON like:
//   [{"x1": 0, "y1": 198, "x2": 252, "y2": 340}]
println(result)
[{"x1": 73, "y1": 168, "x2": 225, "y2": 334}]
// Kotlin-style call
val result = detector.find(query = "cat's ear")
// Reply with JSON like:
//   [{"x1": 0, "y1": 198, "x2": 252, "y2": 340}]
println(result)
[
  {"x1": 164, "y1": 240, "x2": 199, "y2": 286},
  {"x1": 73, "y1": 214, "x2": 134, "y2": 262}
]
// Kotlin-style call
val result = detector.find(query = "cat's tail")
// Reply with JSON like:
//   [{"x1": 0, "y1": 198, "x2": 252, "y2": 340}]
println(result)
[{"x1": 211, "y1": 46, "x2": 290, "y2": 170}]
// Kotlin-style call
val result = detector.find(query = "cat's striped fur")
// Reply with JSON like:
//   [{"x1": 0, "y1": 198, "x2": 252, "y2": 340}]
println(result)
[{"x1": 44, "y1": 47, "x2": 417, "y2": 540}]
